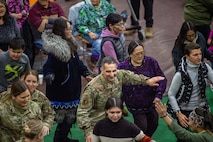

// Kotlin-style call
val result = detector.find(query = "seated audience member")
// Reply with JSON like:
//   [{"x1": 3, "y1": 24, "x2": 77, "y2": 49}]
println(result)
[
  {"x1": 118, "y1": 40, "x2": 167, "y2": 137},
  {"x1": 97, "y1": 13, "x2": 127, "y2": 68},
  {"x1": 0, "y1": 37, "x2": 31, "y2": 93},
  {"x1": 0, "y1": 81, "x2": 42, "y2": 141},
  {"x1": 76, "y1": 0, "x2": 116, "y2": 65},
  {"x1": 172, "y1": 21, "x2": 212, "y2": 71},
  {"x1": 155, "y1": 102, "x2": 213, "y2": 142},
  {"x1": 7, "y1": 0, "x2": 35, "y2": 67},
  {"x1": 24, "y1": 119, "x2": 44, "y2": 142},
  {"x1": 28, "y1": 0, "x2": 66, "y2": 49},
  {"x1": 7, "y1": 0, "x2": 30, "y2": 29},
  {"x1": 0, "y1": 0, "x2": 20, "y2": 52},
  {"x1": 92, "y1": 97, "x2": 156, "y2": 142}
]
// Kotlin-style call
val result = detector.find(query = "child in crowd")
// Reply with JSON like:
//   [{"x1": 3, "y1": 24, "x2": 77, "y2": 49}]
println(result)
[{"x1": 0, "y1": 37, "x2": 31, "y2": 93}]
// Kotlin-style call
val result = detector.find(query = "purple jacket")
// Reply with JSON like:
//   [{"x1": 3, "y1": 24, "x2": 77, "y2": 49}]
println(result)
[{"x1": 118, "y1": 57, "x2": 167, "y2": 113}]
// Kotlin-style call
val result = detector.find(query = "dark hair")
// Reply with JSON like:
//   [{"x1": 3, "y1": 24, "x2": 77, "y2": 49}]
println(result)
[
  {"x1": 52, "y1": 18, "x2": 68, "y2": 39},
  {"x1": 0, "y1": 0, "x2": 9, "y2": 23},
  {"x1": 174, "y1": 21, "x2": 197, "y2": 47},
  {"x1": 23, "y1": 70, "x2": 39, "y2": 81},
  {"x1": 101, "y1": 56, "x2": 117, "y2": 67},
  {"x1": 52, "y1": 18, "x2": 77, "y2": 54},
  {"x1": 106, "y1": 13, "x2": 123, "y2": 29},
  {"x1": 9, "y1": 37, "x2": 25, "y2": 50},
  {"x1": 128, "y1": 40, "x2": 144, "y2": 55},
  {"x1": 184, "y1": 42, "x2": 201, "y2": 56},
  {"x1": 11, "y1": 81, "x2": 29, "y2": 97},
  {"x1": 105, "y1": 97, "x2": 123, "y2": 110}
]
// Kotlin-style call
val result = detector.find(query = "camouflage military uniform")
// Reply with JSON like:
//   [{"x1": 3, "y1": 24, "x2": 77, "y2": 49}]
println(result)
[
  {"x1": 0, "y1": 100, "x2": 41, "y2": 142},
  {"x1": 0, "y1": 89, "x2": 55, "y2": 130},
  {"x1": 77, "y1": 70, "x2": 149, "y2": 136},
  {"x1": 31, "y1": 89, "x2": 55, "y2": 129}
]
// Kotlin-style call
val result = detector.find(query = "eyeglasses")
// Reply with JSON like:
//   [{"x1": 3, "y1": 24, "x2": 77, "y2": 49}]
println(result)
[
  {"x1": 114, "y1": 22, "x2": 125, "y2": 27},
  {"x1": 132, "y1": 51, "x2": 144, "y2": 57}
]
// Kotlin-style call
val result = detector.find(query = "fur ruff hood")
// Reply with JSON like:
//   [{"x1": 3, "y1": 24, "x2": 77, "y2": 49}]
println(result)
[{"x1": 42, "y1": 30, "x2": 71, "y2": 62}]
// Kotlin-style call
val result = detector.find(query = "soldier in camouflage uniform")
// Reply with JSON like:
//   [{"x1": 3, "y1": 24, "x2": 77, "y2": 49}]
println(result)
[
  {"x1": 23, "y1": 70, "x2": 55, "y2": 135},
  {"x1": 77, "y1": 56, "x2": 165, "y2": 142},
  {"x1": 0, "y1": 81, "x2": 42, "y2": 142},
  {"x1": 0, "y1": 70, "x2": 55, "y2": 136}
]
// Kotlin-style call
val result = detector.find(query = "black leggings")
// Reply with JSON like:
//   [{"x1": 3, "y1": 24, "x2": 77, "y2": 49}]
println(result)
[{"x1": 54, "y1": 121, "x2": 73, "y2": 142}]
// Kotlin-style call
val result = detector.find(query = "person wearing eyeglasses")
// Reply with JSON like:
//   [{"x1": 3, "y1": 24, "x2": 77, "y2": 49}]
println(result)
[
  {"x1": 167, "y1": 42, "x2": 213, "y2": 142},
  {"x1": 172, "y1": 21, "x2": 213, "y2": 71},
  {"x1": 118, "y1": 40, "x2": 167, "y2": 137},
  {"x1": 76, "y1": 0, "x2": 116, "y2": 72},
  {"x1": 155, "y1": 101, "x2": 213, "y2": 142},
  {"x1": 97, "y1": 13, "x2": 127, "y2": 69},
  {"x1": 92, "y1": 97, "x2": 156, "y2": 142}
]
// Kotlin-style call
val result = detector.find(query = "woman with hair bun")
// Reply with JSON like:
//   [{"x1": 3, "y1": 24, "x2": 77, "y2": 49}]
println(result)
[{"x1": 24, "y1": 119, "x2": 44, "y2": 142}]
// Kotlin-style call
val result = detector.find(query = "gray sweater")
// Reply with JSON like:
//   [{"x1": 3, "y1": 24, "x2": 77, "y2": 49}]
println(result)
[
  {"x1": 168, "y1": 59, "x2": 213, "y2": 112},
  {"x1": 0, "y1": 16, "x2": 20, "y2": 51},
  {"x1": 0, "y1": 51, "x2": 31, "y2": 93}
]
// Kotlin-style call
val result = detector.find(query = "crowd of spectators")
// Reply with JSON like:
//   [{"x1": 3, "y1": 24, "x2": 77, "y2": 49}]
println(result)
[{"x1": 0, "y1": 0, "x2": 213, "y2": 142}]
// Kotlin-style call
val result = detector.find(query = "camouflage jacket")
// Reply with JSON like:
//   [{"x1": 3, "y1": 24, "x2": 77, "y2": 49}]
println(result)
[
  {"x1": 0, "y1": 89, "x2": 55, "y2": 129},
  {"x1": 0, "y1": 100, "x2": 41, "y2": 142},
  {"x1": 77, "y1": 70, "x2": 149, "y2": 136},
  {"x1": 31, "y1": 89, "x2": 55, "y2": 129}
]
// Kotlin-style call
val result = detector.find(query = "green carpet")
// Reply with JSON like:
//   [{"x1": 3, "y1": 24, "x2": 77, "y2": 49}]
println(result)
[{"x1": 44, "y1": 87, "x2": 213, "y2": 142}]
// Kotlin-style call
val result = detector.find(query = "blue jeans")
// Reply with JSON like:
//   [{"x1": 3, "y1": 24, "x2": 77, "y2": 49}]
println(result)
[
  {"x1": 34, "y1": 39, "x2": 43, "y2": 50},
  {"x1": 83, "y1": 32, "x2": 102, "y2": 58}
]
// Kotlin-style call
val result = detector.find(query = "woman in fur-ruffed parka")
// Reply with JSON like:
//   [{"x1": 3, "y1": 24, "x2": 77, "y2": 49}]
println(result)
[{"x1": 42, "y1": 18, "x2": 91, "y2": 142}]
